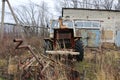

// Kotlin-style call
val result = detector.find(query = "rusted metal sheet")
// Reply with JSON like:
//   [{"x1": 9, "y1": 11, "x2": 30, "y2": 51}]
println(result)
[
  {"x1": 115, "y1": 30, "x2": 120, "y2": 47},
  {"x1": 76, "y1": 29, "x2": 100, "y2": 47},
  {"x1": 54, "y1": 29, "x2": 74, "y2": 49}
]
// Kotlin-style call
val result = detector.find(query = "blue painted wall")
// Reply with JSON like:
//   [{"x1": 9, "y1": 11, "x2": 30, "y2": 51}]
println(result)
[
  {"x1": 115, "y1": 31, "x2": 120, "y2": 47},
  {"x1": 87, "y1": 30, "x2": 101, "y2": 47}
]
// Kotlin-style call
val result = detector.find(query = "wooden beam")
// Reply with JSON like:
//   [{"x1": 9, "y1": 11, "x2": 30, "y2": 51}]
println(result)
[{"x1": 46, "y1": 50, "x2": 79, "y2": 55}]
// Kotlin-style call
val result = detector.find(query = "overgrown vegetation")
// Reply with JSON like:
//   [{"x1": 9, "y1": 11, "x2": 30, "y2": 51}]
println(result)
[
  {"x1": 0, "y1": 0, "x2": 120, "y2": 80},
  {"x1": 0, "y1": 36, "x2": 120, "y2": 80},
  {"x1": 75, "y1": 48, "x2": 120, "y2": 80}
]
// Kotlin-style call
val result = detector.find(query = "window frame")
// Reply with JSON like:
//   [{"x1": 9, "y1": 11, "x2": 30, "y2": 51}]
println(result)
[
  {"x1": 63, "y1": 20, "x2": 74, "y2": 28},
  {"x1": 74, "y1": 20, "x2": 101, "y2": 29}
]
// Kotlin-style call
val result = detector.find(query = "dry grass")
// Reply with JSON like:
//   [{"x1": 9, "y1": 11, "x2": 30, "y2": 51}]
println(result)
[
  {"x1": 75, "y1": 47, "x2": 120, "y2": 80},
  {"x1": 0, "y1": 34, "x2": 120, "y2": 80},
  {"x1": 0, "y1": 35, "x2": 44, "y2": 78}
]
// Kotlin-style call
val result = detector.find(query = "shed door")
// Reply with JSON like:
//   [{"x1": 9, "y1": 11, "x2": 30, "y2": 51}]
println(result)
[
  {"x1": 75, "y1": 20, "x2": 101, "y2": 47},
  {"x1": 115, "y1": 31, "x2": 120, "y2": 47},
  {"x1": 76, "y1": 29, "x2": 100, "y2": 47},
  {"x1": 87, "y1": 30, "x2": 101, "y2": 47}
]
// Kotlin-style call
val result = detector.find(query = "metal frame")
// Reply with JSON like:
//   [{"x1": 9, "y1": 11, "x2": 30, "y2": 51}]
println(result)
[{"x1": 1, "y1": 0, "x2": 21, "y2": 40}]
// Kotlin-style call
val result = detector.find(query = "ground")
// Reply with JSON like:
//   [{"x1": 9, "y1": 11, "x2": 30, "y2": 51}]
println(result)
[
  {"x1": 0, "y1": 42, "x2": 120, "y2": 80},
  {"x1": 75, "y1": 47, "x2": 120, "y2": 80}
]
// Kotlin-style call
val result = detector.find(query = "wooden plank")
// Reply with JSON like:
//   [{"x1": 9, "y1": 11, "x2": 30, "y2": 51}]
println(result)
[
  {"x1": 46, "y1": 50, "x2": 79, "y2": 55},
  {"x1": 41, "y1": 61, "x2": 51, "y2": 73}
]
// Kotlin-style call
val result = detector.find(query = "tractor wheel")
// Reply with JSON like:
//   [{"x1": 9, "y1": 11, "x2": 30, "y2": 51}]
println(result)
[
  {"x1": 75, "y1": 40, "x2": 84, "y2": 62},
  {"x1": 44, "y1": 40, "x2": 53, "y2": 54}
]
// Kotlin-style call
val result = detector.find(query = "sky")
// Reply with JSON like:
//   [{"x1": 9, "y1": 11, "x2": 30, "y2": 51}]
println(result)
[
  {"x1": 0, "y1": 0, "x2": 119, "y2": 23},
  {"x1": 0, "y1": 0, "x2": 57, "y2": 23},
  {"x1": 10, "y1": 0, "x2": 55, "y2": 7},
  {"x1": 0, "y1": 0, "x2": 54, "y2": 7}
]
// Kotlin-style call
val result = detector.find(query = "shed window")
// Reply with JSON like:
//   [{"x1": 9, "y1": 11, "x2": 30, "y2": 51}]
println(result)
[
  {"x1": 51, "y1": 20, "x2": 59, "y2": 28},
  {"x1": 75, "y1": 21, "x2": 83, "y2": 28},
  {"x1": 92, "y1": 22, "x2": 100, "y2": 27},
  {"x1": 84, "y1": 21, "x2": 92, "y2": 27},
  {"x1": 50, "y1": 20, "x2": 59, "y2": 33},
  {"x1": 75, "y1": 20, "x2": 100, "y2": 28},
  {"x1": 63, "y1": 20, "x2": 73, "y2": 28}
]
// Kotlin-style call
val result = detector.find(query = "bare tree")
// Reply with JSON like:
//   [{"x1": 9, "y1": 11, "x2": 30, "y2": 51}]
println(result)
[
  {"x1": 71, "y1": 0, "x2": 78, "y2": 8},
  {"x1": 70, "y1": 0, "x2": 92, "y2": 8},
  {"x1": 55, "y1": 0, "x2": 95, "y2": 14},
  {"x1": 59, "y1": 0, "x2": 72, "y2": 8},
  {"x1": 54, "y1": 0, "x2": 79, "y2": 15},
  {"x1": 54, "y1": 0, "x2": 69, "y2": 17},
  {"x1": 101, "y1": 0, "x2": 114, "y2": 10},
  {"x1": 15, "y1": 1, "x2": 50, "y2": 36},
  {"x1": 115, "y1": 0, "x2": 120, "y2": 10},
  {"x1": 93, "y1": 0, "x2": 102, "y2": 9}
]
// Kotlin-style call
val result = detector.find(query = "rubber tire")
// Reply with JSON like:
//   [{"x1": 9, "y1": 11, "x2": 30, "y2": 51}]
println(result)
[
  {"x1": 75, "y1": 40, "x2": 84, "y2": 62},
  {"x1": 44, "y1": 40, "x2": 53, "y2": 54}
]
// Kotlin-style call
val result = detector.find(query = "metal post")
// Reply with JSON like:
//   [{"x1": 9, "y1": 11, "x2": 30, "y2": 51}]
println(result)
[
  {"x1": 1, "y1": 0, "x2": 6, "y2": 40},
  {"x1": 6, "y1": 0, "x2": 25, "y2": 41},
  {"x1": 6, "y1": 0, "x2": 18, "y2": 25},
  {"x1": 0, "y1": 0, "x2": 20, "y2": 40}
]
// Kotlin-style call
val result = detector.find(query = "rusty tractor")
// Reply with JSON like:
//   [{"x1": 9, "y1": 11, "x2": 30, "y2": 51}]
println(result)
[{"x1": 44, "y1": 17, "x2": 84, "y2": 62}]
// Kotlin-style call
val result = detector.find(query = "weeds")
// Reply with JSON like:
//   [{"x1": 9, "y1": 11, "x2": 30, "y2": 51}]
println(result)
[{"x1": 75, "y1": 48, "x2": 120, "y2": 80}]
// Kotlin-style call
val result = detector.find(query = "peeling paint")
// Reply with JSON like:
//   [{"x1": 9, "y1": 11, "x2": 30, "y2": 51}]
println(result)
[
  {"x1": 87, "y1": 30, "x2": 100, "y2": 47},
  {"x1": 76, "y1": 29, "x2": 100, "y2": 47},
  {"x1": 102, "y1": 30, "x2": 113, "y2": 40}
]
